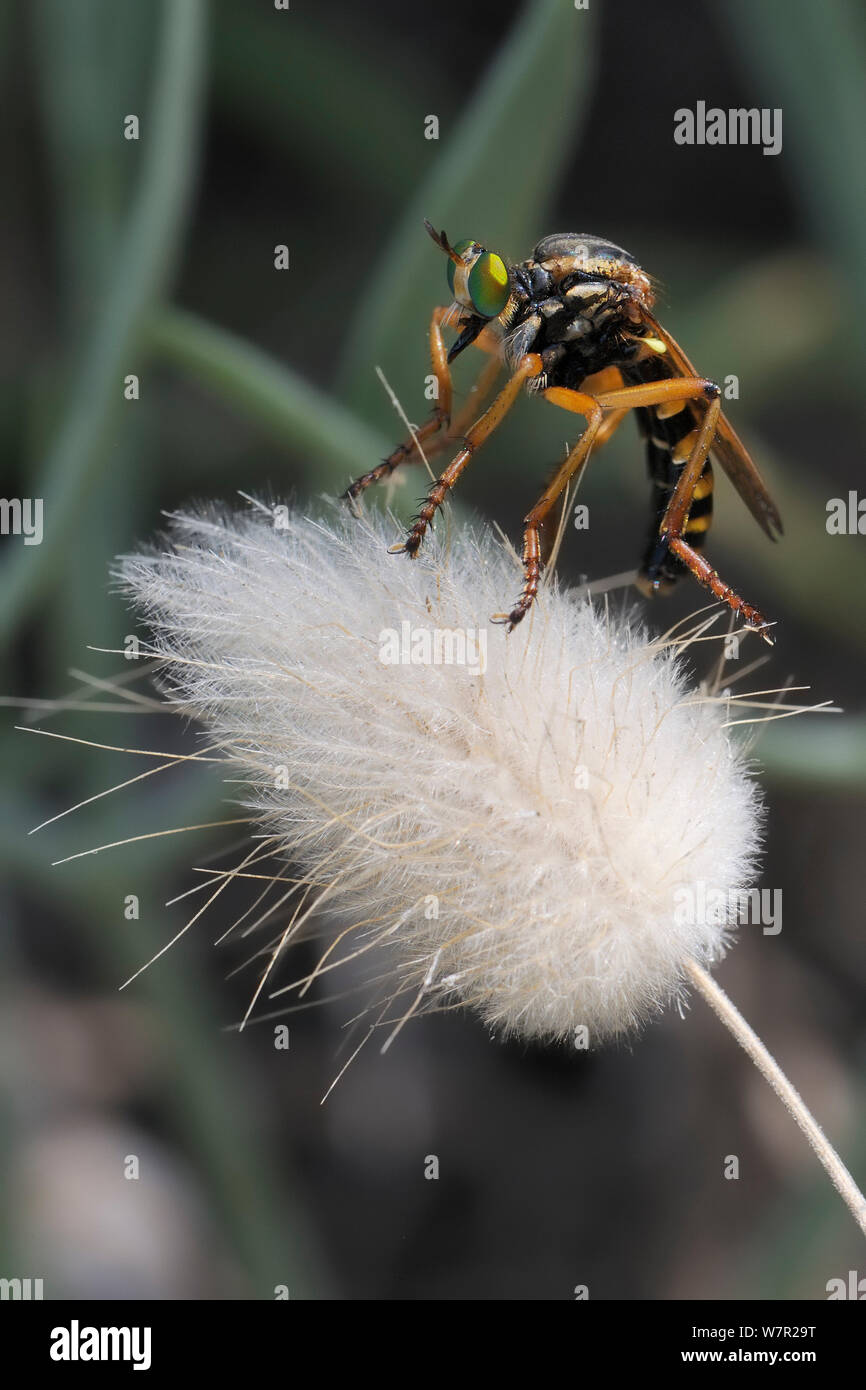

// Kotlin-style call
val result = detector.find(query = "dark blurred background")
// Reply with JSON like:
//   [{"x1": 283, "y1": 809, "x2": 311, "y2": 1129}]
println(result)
[{"x1": 1, "y1": 0, "x2": 864, "y2": 1299}]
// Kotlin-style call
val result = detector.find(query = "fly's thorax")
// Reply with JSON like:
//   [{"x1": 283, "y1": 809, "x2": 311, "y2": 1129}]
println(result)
[
  {"x1": 501, "y1": 269, "x2": 646, "y2": 380},
  {"x1": 533, "y1": 232, "x2": 636, "y2": 263},
  {"x1": 496, "y1": 231, "x2": 656, "y2": 380},
  {"x1": 548, "y1": 257, "x2": 653, "y2": 305},
  {"x1": 526, "y1": 233, "x2": 654, "y2": 311}
]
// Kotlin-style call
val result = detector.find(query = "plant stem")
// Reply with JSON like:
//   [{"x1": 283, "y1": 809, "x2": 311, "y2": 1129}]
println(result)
[{"x1": 686, "y1": 958, "x2": 866, "y2": 1239}]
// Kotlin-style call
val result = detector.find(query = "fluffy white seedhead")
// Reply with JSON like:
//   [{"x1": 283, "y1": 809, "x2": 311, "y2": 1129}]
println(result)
[{"x1": 117, "y1": 505, "x2": 763, "y2": 1045}]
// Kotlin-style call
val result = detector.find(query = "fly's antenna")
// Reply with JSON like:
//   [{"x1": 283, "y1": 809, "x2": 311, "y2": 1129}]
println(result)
[{"x1": 423, "y1": 218, "x2": 464, "y2": 267}]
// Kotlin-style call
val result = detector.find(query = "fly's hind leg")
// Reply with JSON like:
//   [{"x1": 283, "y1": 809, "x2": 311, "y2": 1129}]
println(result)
[
  {"x1": 636, "y1": 444, "x2": 715, "y2": 597},
  {"x1": 642, "y1": 381, "x2": 774, "y2": 643},
  {"x1": 503, "y1": 374, "x2": 773, "y2": 641},
  {"x1": 666, "y1": 534, "x2": 773, "y2": 640}
]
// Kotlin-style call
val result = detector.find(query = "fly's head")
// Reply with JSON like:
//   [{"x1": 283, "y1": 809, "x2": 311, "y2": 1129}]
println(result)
[{"x1": 424, "y1": 220, "x2": 512, "y2": 361}]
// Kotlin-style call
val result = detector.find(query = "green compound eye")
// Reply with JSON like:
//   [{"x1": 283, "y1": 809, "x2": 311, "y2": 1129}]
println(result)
[
  {"x1": 446, "y1": 238, "x2": 475, "y2": 297},
  {"x1": 468, "y1": 251, "x2": 509, "y2": 318}
]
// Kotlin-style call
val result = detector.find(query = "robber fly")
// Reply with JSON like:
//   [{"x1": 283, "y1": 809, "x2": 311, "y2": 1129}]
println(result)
[{"x1": 343, "y1": 221, "x2": 782, "y2": 640}]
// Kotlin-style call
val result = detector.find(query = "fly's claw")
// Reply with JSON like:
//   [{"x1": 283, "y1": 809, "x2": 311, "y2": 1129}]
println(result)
[
  {"x1": 747, "y1": 617, "x2": 776, "y2": 647},
  {"x1": 494, "y1": 539, "x2": 543, "y2": 632},
  {"x1": 388, "y1": 480, "x2": 449, "y2": 561},
  {"x1": 730, "y1": 595, "x2": 775, "y2": 646},
  {"x1": 389, "y1": 522, "x2": 424, "y2": 559},
  {"x1": 490, "y1": 600, "x2": 532, "y2": 633},
  {"x1": 402, "y1": 526, "x2": 425, "y2": 558}
]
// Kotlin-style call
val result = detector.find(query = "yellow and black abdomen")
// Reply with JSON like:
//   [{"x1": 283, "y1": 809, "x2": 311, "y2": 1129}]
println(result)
[{"x1": 624, "y1": 357, "x2": 714, "y2": 591}]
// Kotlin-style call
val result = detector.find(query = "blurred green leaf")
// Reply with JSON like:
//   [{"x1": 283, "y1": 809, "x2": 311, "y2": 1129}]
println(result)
[
  {"x1": 31, "y1": 1, "x2": 159, "y2": 788},
  {"x1": 211, "y1": 0, "x2": 423, "y2": 199},
  {"x1": 756, "y1": 716, "x2": 866, "y2": 789},
  {"x1": 31, "y1": 0, "x2": 156, "y2": 328},
  {"x1": 148, "y1": 306, "x2": 390, "y2": 489},
  {"x1": 0, "y1": 0, "x2": 205, "y2": 650},
  {"x1": 338, "y1": 0, "x2": 596, "y2": 408},
  {"x1": 719, "y1": 0, "x2": 866, "y2": 373},
  {"x1": 665, "y1": 252, "x2": 842, "y2": 400},
  {"x1": 708, "y1": 434, "x2": 866, "y2": 648}
]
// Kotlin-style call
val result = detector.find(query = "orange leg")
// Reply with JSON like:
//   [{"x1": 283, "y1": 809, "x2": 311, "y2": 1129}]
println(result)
[
  {"x1": 537, "y1": 405, "x2": 629, "y2": 570},
  {"x1": 667, "y1": 536, "x2": 772, "y2": 640},
  {"x1": 647, "y1": 387, "x2": 772, "y2": 642},
  {"x1": 489, "y1": 400, "x2": 630, "y2": 625},
  {"x1": 441, "y1": 352, "x2": 503, "y2": 446},
  {"x1": 390, "y1": 354, "x2": 544, "y2": 557},
  {"x1": 503, "y1": 376, "x2": 772, "y2": 639},
  {"x1": 343, "y1": 313, "x2": 501, "y2": 508},
  {"x1": 492, "y1": 388, "x2": 605, "y2": 629},
  {"x1": 593, "y1": 406, "x2": 629, "y2": 449},
  {"x1": 390, "y1": 351, "x2": 503, "y2": 482}
]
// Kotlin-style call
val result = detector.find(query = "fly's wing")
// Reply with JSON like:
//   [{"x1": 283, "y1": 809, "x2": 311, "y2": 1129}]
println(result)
[{"x1": 639, "y1": 313, "x2": 783, "y2": 539}]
